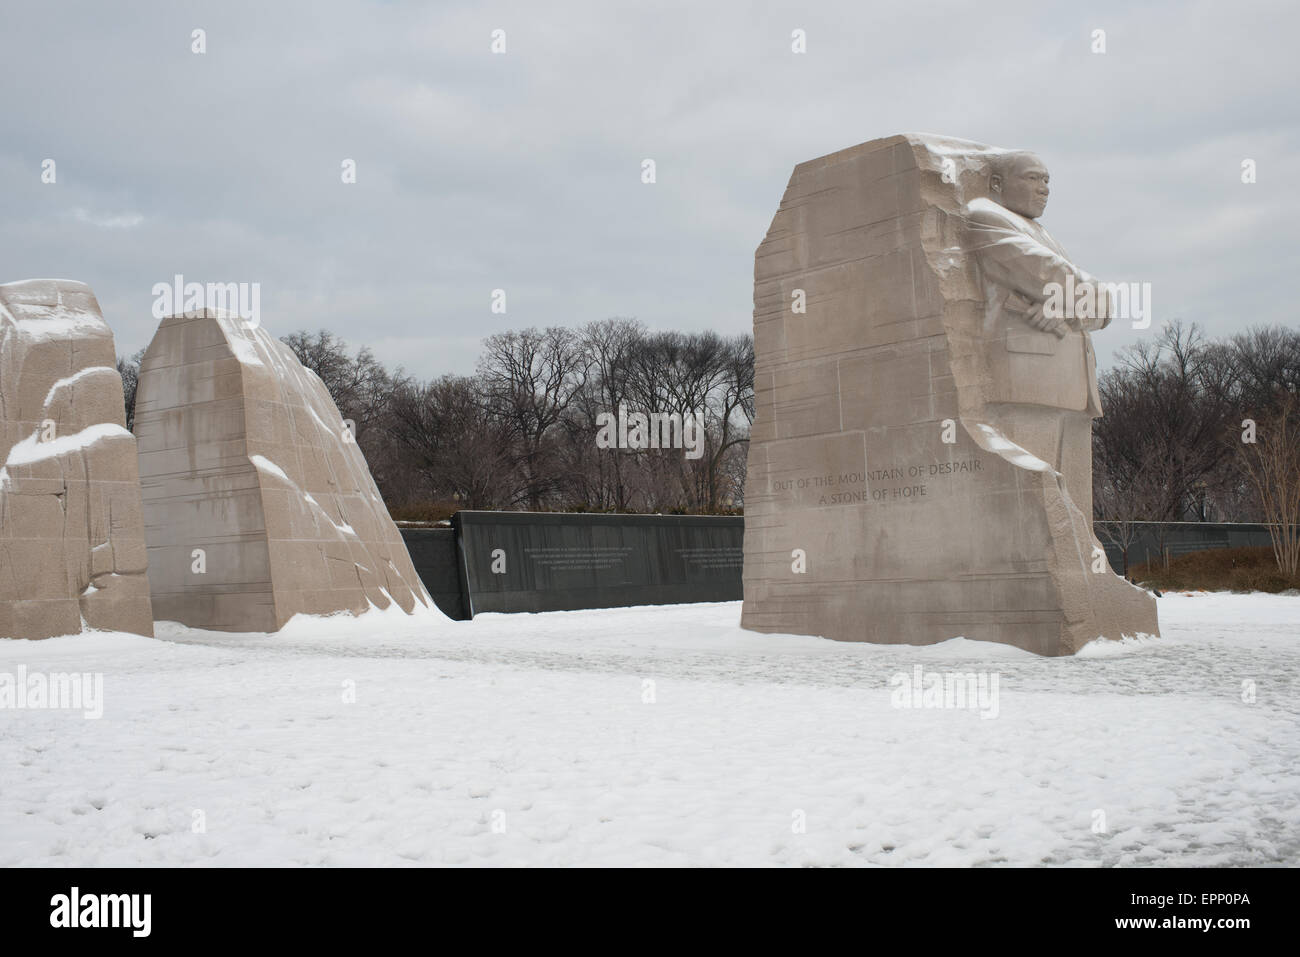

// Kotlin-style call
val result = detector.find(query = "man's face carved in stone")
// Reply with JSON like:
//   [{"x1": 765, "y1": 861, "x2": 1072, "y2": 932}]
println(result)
[{"x1": 991, "y1": 153, "x2": 1050, "y2": 219}]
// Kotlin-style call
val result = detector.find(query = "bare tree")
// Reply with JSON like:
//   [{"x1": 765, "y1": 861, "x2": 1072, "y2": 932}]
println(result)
[
  {"x1": 477, "y1": 327, "x2": 590, "y2": 510},
  {"x1": 1093, "y1": 443, "x2": 1171, "y2": 576},
  {"x1": 1236, "y1": 393, "x2": 1300, "y2": 579},
  {"x1": 573, "y1": 318, "x2": 645, "y2": 510},
  {"x1": 1097, "y1": 321, "x2": 1235, "y2": 527},
  {"x1": 1228, "y1": 326, "x2": 1300, "y2": 409},
  {"x1": 279, "y1": 329, "x2": 410, "y2": 504},
  {"x1": 116, "y1": 348, "x2": 145, "y2": 432},
  {"x1": 703, "y1": 334, "x2": 754, "y2": 511},
  {"x1": 280, "y1": 330, "x2": 403, "y2": 436},
  {"x1": 387, "y1": 376, "x2": 515, "y2": 509}
]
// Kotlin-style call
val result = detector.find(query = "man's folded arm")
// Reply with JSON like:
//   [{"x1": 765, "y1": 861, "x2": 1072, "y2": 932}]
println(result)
[{"x1": 966, "y1": 209, "x2": 1110, "y2": 329}]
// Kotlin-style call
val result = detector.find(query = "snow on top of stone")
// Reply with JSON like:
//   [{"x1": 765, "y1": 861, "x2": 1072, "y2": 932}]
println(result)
[
  {"x1": 972, "y1": 423, "x2": 1054, "y2": 473},
  {"x1": 303, "y1": 492, "x2": 358, "y2": 537},
  {"x1": 4, "y1": 423, "x2": 131, "y2": 467},
  {"x1": 0, "y1": 277, "x2": 93, "y2": 290},
  {"x1": 163, "y1": 312, "x2": 272, "y2": 368},
  {"x1": 200, "y1": 316, "x2": 351, "y2": 422},
  {"x1": 0, "y1": 280, "x2": 108, "y2": 342},
  {"x1": 4, "y1": 316, "x2": 107, "y2": 343},
  {"x1": 206, "y1": 314, "x2": 268, "y2": 368},
  {"x1": 42, "y1": 366, "x2": 118, "y2": 409},
  {"x1": 248, "y1": 454, "x2": 290, "y2": 482},
  {"x1": 0, "y1": 423, "x2": 133, "y2": 489},
  {"x1": 172, "y1": 307, "x2": 243, "y2": 319},
  {"x1": 226, "y1": 333, "x2": 264, "y2": 367},
  {"x1": 305, "y1": 402, "x2": 335, "y2": 435},
  {"x1": 250, "y1": 454, "x2": 359, "y2": 538},
  {"x1": 905, "y1": 133, "x2": 1013, "y2": 156}
]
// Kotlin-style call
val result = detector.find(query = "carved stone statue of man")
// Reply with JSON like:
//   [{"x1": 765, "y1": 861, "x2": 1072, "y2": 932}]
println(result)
[
  {"x1": 742, "y1": 134, "x2": 1157, "y2": 655},
  {"x1": 965, "y1": 151, "x2": 1112, "y2": 519}
]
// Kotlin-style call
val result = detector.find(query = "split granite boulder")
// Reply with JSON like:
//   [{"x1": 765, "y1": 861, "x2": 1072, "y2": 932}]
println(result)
[
  {"x1": 134, "y1": 310, "x2": 434, "y2": 631},
  {"x1": 0, "y1": 279, "x2": 154, "y2": 638}
]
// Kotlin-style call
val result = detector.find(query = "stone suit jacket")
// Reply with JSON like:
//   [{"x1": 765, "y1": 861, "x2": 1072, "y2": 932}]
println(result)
[{"x1": 964, "y1": 197, "x2": 1109, "y2": 416}]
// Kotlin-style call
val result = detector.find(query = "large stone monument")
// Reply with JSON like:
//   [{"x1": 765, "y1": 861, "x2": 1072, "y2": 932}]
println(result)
[
  {"x1": 0, "y1": 279, "x2": 154, "y2": 638},
  {"x1": 741, "y1": 134, "x2": 1158, "y2": 656},
  {"x1": 135, "y1": 310, "x2": 434, "y2": 631}
]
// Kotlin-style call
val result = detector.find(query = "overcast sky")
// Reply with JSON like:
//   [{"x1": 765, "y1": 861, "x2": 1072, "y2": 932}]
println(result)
[{"x1": 2, "y1": 0, "x2": 1295, "y2": 378}]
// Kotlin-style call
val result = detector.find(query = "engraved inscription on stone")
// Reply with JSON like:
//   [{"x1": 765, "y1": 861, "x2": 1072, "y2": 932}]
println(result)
[
  {"x1": 524, "y1": 545, "x2": 634, "y2": 571},
  {"x1": 770, "y1": 458, "x2": 985, "y2": 505},
  {"x1": 675, "y1": 546, "x2": 744, "y2": 569}
]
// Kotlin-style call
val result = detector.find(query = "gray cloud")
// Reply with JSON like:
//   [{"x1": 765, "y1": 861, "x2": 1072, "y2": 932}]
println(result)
[{"x1": 1, "y1": 0, "x2": 1295, "y2": 376}]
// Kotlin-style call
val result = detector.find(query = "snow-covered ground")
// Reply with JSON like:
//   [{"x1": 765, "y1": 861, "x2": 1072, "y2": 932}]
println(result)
[{"x1": 2, "y1": 594, "x2": 1297, "y2": 867}]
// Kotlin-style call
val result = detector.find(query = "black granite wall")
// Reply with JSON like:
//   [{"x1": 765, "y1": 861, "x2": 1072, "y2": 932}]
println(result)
[
  {"x1": 399, "y1": 527, "x2": 469, "y2": 620},
  {"x1": 400, "y1": 513, "x2": 743, "y2": 618}
]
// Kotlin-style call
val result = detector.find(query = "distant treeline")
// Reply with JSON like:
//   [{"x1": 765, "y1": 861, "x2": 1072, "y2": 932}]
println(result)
[
  {"x1": 1093, "y1": 321, "x2": 1300, "y2": 578},
  {"x1": 121, "y1": 318, "x2": 754, "y2": 520}
]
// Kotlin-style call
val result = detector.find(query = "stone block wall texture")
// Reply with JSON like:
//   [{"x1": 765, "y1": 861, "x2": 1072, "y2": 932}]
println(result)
[
  {"x1": 0, "y1": 279, "x2": 154, "y2": 638},
  {"x1": 740, "y1": 134, "x2": 1158, "y2": 656},
  {"x1": 134, "y1": 310, "x2": 433, "y2": 631}
]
